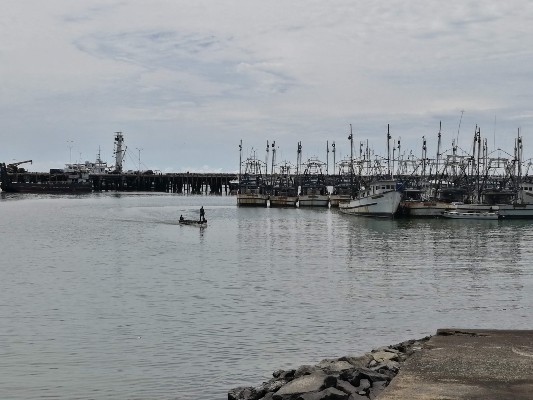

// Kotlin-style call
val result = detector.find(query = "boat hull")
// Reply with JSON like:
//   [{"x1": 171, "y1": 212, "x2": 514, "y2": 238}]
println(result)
[
  {"x1": 339, "y1": 191, "x2": 401, "y2": 217},
  {"x1": 329, "y1": 194, "x2": 352, "y2": 208},
  {"x1": 298, "y1": 195, "x2": 329, "y2": 207},
  {"x1": 237, "y1": 193, "x2": 268, "y2": 207},
  {"x1": 269, "y1": 196, "x2": 298, "y2": 208},
  {"x1": 442, "y1": 211, "x2": 499, "y2": 220},
  {"x1": 179, "y1": 219, "x2": 207, "y2": 227},
  {"x1": 400, "y1": 201, "x2": 449, "y2": 217},
  {"x1": 497, "y1": 204, "x2": 533, "y2": 219}
]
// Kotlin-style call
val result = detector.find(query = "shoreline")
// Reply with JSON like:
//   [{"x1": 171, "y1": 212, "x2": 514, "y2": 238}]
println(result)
[{"x1": 228, "y1": 336, "x2": 431, "y2": 400}]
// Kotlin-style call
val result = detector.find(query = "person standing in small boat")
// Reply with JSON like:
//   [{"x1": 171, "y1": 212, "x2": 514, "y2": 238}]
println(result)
[{"x1": 199, "y1": 206, "x2": 205, "y2": 222}]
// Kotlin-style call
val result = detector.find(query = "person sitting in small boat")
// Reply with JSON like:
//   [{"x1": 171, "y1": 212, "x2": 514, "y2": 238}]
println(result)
[
  {"x1": 199, "y1": 206, "x2": 205, "y2": 222},
  {"x1": 179, "y1": 214, "x2": 184, "y2": 222}
]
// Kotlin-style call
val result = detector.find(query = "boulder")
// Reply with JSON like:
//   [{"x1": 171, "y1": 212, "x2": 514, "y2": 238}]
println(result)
[
  {"x1": 296, "y1": 387, "x2": 349, "y2": 400},
  {"x1": 274, "y1": 371, "x2": 328, "y2": 396},
  {"x1": 317, "y1": 359, "x2": 355, "y2": 373},
  {"x1": 339, "y1": 353, "x2": 373, "y2": 369}
]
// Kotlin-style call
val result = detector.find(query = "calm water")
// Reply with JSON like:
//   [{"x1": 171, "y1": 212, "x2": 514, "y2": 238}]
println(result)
[{"x1": 1, "y1": 193, "x2": 532, "y2": 399}]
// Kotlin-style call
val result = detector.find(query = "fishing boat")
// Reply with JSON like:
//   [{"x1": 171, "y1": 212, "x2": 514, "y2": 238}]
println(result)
[
  {"x1": 269, "y1": 161, "x2": 298, "y2": 207},
  {"x1": 236, "y1": 150, "x2": 269, "y2": 207},
  {"x1": 0, "y1": 162, "x2": 93, "y2": 193},
  {"x1": 441, "y1": 210, "x2": 499, "y2": 220},
  {"x1": 298, "y1": 157, "x2": 329, "y2": 207},
  {"x1": 329, "y1": 159, "x2": 353, "y2": 207},
  {"x1": 495, "y1": 185, "x2": 533, "y2": 219},
  {"x1": 339, "y1": 179, "x2": 402, "y2": 217}
]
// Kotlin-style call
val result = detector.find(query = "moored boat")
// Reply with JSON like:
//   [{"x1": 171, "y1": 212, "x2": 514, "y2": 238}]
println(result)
[
  {"x1": 269, "y1": 162, "x2": 298, "y2": 207},
  {"x1": 298, "y1": 158, "x2": 329, "y2": 207},
  {"x1": 339, "y1": 179, "x2": 401, "y2": 217},
  {"x1": 329, "y1": 159, "x2": 353, "y2": 207},
  {"x1": 236, "y1": 154, "x2": 269, "y2": 207},
  {"x1": 0, "y1": 162, "x2": 93, "y2": 193}
]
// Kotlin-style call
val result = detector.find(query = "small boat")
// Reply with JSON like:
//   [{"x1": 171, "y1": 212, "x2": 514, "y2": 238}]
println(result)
[
  {"x1": 441, "y1": 210, "x2": 499, "y2": 220},
  {"x1": 179, "y1": 218, "x2": 207, "y2": 227}
]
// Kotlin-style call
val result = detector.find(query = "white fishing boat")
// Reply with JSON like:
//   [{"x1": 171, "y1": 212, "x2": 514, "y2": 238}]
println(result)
[
  {"x1": 237, "y1": 154, "x2": 269, "y2": 207},
  {"x1": 298, "y1": 158, "x2": 329, "y2": 207},
  {"x1": 441, "y1": 210, "x2": 499, "y2": 220},
  {"x1": 496, "y1": 184, "x2": 533, "y2": 219},
  {"x1": 339, "y1": 179, "x2": 401, "y2": 217}
]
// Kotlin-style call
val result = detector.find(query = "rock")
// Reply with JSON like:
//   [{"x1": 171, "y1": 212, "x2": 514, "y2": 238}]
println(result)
[
  {"x1": 368, "y1": 380, "x2": 389, "y2": 399},
  {"x1": 371, "y1": 350, "x2": 399, "y2": 362},
  {"x1": 339, "y1": 353, "x2": 373, "y2": 369},
  {"x1": 354, "y1": 378, "x2": 371, "y2": 394},
  {"x1": 228, "y1": 386, "x2": 256, "y2": 400},
  {"x1": 297, "y1": 387, "x2": 349, "y2": 400},
  {"x1": 273, "y1": 369, "x2": 295, "y2": 380},
  {"x1": 338, "y1": 369, "x2": 362, "y2": 387},
  {"x1": 359, "y1": 368, "x2": 392, "y2": 383},
  {"x1": 294, "y1": 365, "x2": 319, "y2": 378},
  {"x1": 335, "y1": 379, "x2": 359, "y2": 395},
  {"x1": 347, "y1": 394, "x2": 368, "y2": 400},
  {"x1": 274, "y1": 371, "x2": 327, "y2": 396},
  {"x1": 317, "y1": 359, "x2": 355, "y2": 373},
  {"x1": 228, "y1": 336, "x2": 432, "y2": 400}
]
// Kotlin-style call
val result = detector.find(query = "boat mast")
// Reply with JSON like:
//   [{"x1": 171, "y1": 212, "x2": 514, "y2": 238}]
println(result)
[
  {"x1": 239, "y1": 140, "x2": 242, "y2": 181},
  {"x1": 332, "y1": 141, "x2": 336, "y2": 175},
  {"x1": 436, "y1": 122, "x2": 442, "y2": 182},
  {"x1": 265, "y1": 140, "x2": 269, "y2": 177},
  {"x1": 387, "y1": 124, "x2": 391, "y2": 177},
  {"x1": 517, "y1": 128, "x2": 523, "y2": 195},
  {"x1": 326, "y1": 141, "x2": 329, "y2": 176},
  {"x1": 349, "y1": 124, "x2": 354, "y2": 198},
  {"x1": 271, "y1": 141, "x2": 276, "y2": 186}
]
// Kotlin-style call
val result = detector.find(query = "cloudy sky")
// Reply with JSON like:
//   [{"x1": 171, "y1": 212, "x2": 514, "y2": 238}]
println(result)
[{"x1": 1, "y1": 1, "x2": 533, "y2": 173}]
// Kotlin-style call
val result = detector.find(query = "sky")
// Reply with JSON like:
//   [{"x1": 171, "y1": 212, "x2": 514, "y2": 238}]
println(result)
[{"x1": 1, "y1": 1, "x2": 533, "y2": 173}]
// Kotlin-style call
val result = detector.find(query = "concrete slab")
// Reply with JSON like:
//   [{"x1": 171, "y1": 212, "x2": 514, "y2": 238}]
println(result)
[{"x1": 379, "y1": 329, "x2": 533, "y2": 400}]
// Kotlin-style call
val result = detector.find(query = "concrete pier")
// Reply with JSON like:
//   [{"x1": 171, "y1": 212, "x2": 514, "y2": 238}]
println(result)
[{"x1": 379, "y1": 329, "x2": 533, "y2": 400}]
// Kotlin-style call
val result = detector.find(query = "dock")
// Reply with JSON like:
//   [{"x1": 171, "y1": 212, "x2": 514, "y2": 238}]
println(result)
[
  {"x1": 379, "y1": 329, "x2": 533, "y2": 400},
  {"x1": 2, "y1": 171, "x2": 239, "y2": 194}
]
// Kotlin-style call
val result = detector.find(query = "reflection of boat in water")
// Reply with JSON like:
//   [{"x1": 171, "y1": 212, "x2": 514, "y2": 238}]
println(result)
[
  {"x1": 298, "y1": 157, "x2": 329, "y2": 207},
  {"x1": 339, "y1": 179, "x2": 401, "y2": 217},
  {"x1": 441, "y1": 210, "x2": 499, "y2": 220},
  {"x1": 0, "y1": 162, "x2": 93, "y2": 193}
]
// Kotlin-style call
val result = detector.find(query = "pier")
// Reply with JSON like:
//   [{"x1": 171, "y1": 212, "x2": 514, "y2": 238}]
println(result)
[{"x1": 2, "y1": 171, "x2": 239, "y2": 194}]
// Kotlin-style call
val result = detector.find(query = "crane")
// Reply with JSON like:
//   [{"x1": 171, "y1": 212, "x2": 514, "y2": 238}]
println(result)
[{"x1": 7, "y1": 160, "x2": 32, "y2": 173}]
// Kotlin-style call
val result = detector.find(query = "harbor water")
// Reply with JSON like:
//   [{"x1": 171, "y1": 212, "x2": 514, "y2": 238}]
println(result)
[{"x1": 1, "y1": 193, "x2": 532, "y2": 399}]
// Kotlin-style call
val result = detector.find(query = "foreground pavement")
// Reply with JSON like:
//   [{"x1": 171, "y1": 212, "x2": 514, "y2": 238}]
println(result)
[{"x1": 379, "y1": 328, "x2": 533, "y2": 400}]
